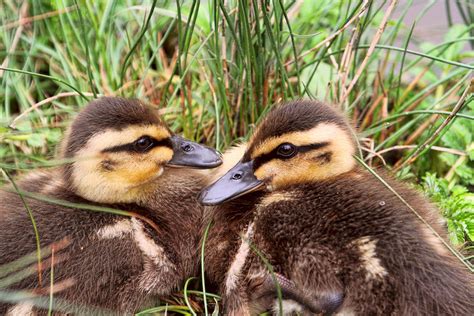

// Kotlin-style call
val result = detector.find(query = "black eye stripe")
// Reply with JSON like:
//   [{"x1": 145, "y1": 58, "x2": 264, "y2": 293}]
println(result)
[
  {"x1": 253, "y1": 142, "x2": 329, "y2": 170},
  {"x1": 298, "y1": 142, "x2": 329, "y2": 153},
  {"x1": 102, "y1": 138, "x2": 172, "y2": 153}
]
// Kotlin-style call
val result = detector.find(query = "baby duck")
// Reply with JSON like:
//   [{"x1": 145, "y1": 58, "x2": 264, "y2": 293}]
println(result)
[
  {"x1": 0, "y1": 97, "x2": 222, "y2": 315},
  {"x1": 199, "y1": 100, "x2": 474, "y2": 315}
]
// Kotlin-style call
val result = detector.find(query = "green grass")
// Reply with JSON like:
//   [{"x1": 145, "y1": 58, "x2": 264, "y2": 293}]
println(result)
[{"x1": 1, "y1": 0, "x2": 473, "y2": 314}]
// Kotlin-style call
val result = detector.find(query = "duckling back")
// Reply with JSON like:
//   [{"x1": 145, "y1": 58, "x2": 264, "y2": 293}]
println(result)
[{"x1": 250, "y1": 170, "x2": 473, "y2": 315}]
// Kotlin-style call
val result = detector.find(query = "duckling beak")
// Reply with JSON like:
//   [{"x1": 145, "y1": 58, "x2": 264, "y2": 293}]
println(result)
[
  {"x1": 198, "y1": 160, "x2": 264, "y2": 205},
  {"x1": 167, "y1": 135, "x2": 222, "y2": 169}
]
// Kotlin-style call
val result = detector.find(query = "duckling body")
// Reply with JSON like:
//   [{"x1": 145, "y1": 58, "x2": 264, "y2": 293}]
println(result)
[
  {"x1": 0, "y1": 97, "x2": 222, "y2": 315},
  {"x1": 200, "y1": 100, "x2": 474, "y2": 315},
  {"x1": 240, "y1": 171, "x2": 471, "y2": 315}
]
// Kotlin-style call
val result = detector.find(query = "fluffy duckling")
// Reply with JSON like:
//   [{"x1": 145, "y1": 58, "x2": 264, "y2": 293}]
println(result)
[
  {"x1": 199, "y1": 100, "x2": 474, "y2": 315},
  {"x1": 0, "y1": 97, "x2": 222, "y2": 315}
]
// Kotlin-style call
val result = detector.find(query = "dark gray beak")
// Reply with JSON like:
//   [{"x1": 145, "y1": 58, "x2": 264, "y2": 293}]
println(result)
[
  {"x1": 198, "y1": 160, "x2": 264, "y2": 205},
  {"x1": 168, "y1": 135, "x2": 222, "y2": 169}
]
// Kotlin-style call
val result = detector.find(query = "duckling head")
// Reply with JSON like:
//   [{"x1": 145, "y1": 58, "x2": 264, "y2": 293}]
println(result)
[
  {"x1": 62, "y1": 97, "x2": 222, "y2": 204},
  {"x1": 199, "y1": 100, "x2": 356, "y2": 205}
]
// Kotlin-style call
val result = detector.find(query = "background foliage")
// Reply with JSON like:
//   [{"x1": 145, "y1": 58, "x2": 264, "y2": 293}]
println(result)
[{"x1": 0, "y1": 0, "x2": 473, "y2": 313}]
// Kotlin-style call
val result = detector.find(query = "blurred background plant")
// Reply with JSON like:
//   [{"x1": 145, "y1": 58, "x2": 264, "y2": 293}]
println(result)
[{"x1": 1, "y1": 0, "x2": 473, "y2": 313}]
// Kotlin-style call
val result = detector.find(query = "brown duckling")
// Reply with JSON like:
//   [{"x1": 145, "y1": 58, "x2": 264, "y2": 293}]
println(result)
[
  {"x1": 0, "y1": 97, "x2": 222, "y2": 315},
  {"x1": 199, "y1": 100, "x2": 474, "y2": 315}
]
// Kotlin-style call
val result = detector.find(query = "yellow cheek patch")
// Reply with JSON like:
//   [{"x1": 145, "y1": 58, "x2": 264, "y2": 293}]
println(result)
[
  {"x1": 101, "y1": 146, "x2": 173, "y2": 185},
  {"x1": 70, "y1": 140, "x2": 174, "y2": 203},
  {"x1": 250, "y1": 123, "x2": 350, "y2": 159},
  {"x1": 149, "y1": 146, "x2": 174, "y2": 163},
  {"x1": 254, "y1": 160, "x2": 282, "y2": 181},
  {"x1": 105, "y1": 161, "x2": 162, "y2": 187},
  {"x1": 254, "y1": 156, "x2": 318, "y2": 187}
]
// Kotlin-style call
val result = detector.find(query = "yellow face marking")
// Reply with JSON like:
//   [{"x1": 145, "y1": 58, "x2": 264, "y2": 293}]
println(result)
[
  {"x1": 70, "y1": 125, "x2": 174, "y2": 203},
  {"x1": 251, "y1": 123, "x2": 356, "y2": 189},
  {"x1": 101, "y1": 146, "x2": 173, "y2": 184}
]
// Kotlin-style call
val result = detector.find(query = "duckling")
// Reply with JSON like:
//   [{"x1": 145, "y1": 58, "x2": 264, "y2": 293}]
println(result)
[
  {"x1": 0, "y1": 97, "x2": 222, "y2": 315},
  {"x1": 199, "y1": 100, "x2": 474, "y2": 315}
]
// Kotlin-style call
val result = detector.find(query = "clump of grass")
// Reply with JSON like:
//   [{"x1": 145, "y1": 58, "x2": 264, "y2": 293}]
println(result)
[{"x1": 1, "y1": 0, "x2": 473, "y2": 314}]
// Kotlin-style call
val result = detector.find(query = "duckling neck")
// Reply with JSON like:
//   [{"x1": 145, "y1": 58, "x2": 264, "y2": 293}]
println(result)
[
  {"x1": 136, "y1": 168, "x2": 205, "y2": 214},
  {"x1": 129, "y1": 168, "x2": 206, "y2": 277}
]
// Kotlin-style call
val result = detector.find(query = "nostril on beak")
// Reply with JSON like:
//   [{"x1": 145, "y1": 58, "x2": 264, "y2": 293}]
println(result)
[
  {"x1": 181, "y1": 143, "x2": 194, "y2": 152},
  {"x1": 231, "y1": 172, "x2": 243, "y2": 180}
]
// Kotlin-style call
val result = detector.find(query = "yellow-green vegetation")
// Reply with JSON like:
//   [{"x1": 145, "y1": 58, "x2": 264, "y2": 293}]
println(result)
[{"x1": 1, "y1": 0, "x2": 473, "y2": 314}]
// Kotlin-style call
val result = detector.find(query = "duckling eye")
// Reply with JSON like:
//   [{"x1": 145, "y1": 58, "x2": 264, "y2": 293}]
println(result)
[
  {"x1": 134, "y1": 136, "x2": 154, "y2": 152},
  {"x1": 277, "y1": 143, "x2": 297, "y2": 158}
]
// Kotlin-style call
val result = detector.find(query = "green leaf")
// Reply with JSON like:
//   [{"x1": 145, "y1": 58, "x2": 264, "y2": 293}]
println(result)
[
  {"x1": 300, "y1": 62, "x2": 333, "y2": 100},
  {"x1": 45, "y1": 129, "x2": 63, "y2": 143},
  {"x1": 422, "y1": 174, "x2": 474, "y2": 245},
  {"x1": 26, "y1": 134, "x2": 46, "y2": 148}
]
